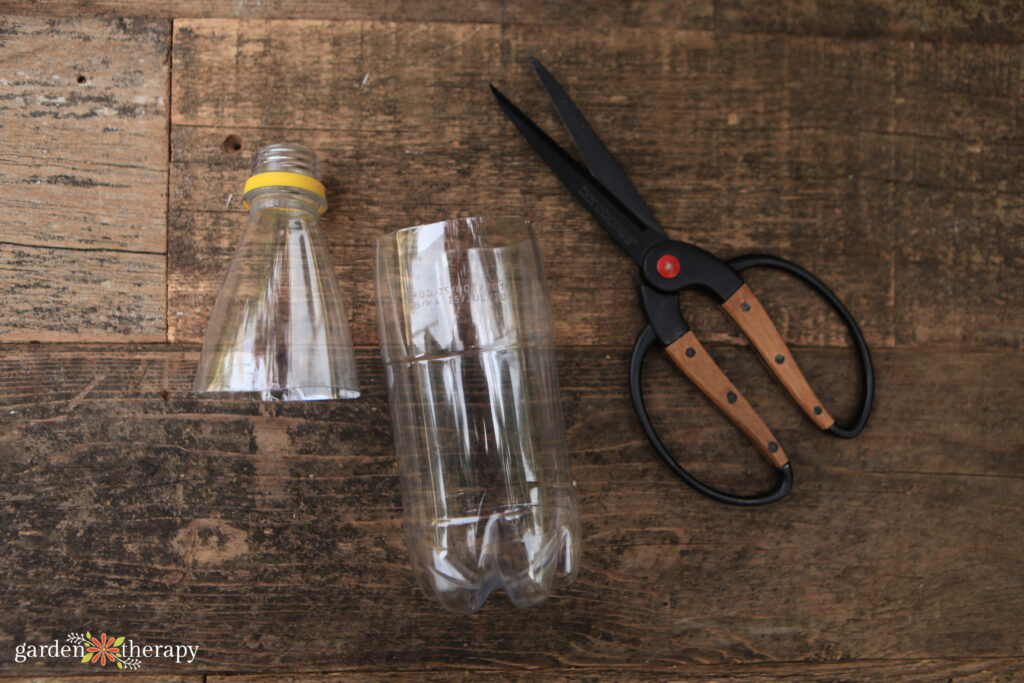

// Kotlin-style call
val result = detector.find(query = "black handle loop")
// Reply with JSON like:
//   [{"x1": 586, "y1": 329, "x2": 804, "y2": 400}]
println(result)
[
  {"x1": 726, "y1": 254, "x2": 874, "y2": 438},
  {"x1": 629, "y1": 325, "x2": 794, "y2": 506}
]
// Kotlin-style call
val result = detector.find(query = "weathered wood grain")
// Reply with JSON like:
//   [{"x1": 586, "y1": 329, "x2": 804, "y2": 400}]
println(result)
[
  {"x1": 505, "y1": 1, "x2": 1024, "y2": 45},
  {"x1": 1, "y1": 346, "x2": 1021, "y2": 673},
  {"x1": 0, "y1": 0, "x2": 502, "y2": 24},
  {"x1": 7, "y1": 658, "x2": 1024, "y2": 681},
  {"x1": 0, "y1": 244, "x2": 166, "y2": 342},
  {"x1": 0, "y1": 16, "x2": 169, "y2": 342},
  {"x1": 1, "y1": 678, "x2": 199, "y2": 682},
  {"x1": 205, "y1": 657, "x2": 1024, "y2": 680},
  {"x1": 2, "y1": 344, "x2": 1019, "y2": 479},
  {"x1": 2, "y1": 1, "x2": 1023, "y2": 45},
  {"x1": 168, "y1": 20, "x2": 1023, "y2": 349}
]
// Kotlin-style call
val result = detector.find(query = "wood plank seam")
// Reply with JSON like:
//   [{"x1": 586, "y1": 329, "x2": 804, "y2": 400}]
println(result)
[{"x1": 166, "y1": 17, "x2": 175, "y2": 345}]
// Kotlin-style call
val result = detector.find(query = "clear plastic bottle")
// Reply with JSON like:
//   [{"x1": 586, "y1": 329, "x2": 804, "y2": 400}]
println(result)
[
  {"x1": 193, "y1": 143, "x2": 359, "y2": 400},
  {"x1": 375, "y1": 217, "x2": 581, "y2": 613}
]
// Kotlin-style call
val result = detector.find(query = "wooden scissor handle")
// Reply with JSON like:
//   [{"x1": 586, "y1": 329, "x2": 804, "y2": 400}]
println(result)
[
  {"x1": 725, "y1": 253, "x2": 875, "y2": 440},
  {"x1": 664, "y1": 331, "x2": 789, "y2": 469},
  {"x1": 629, "y1": 325, "x2": 793, "y2": 507},
  {"x1": 721, "y1": 284, "x2": 835, "y2": 431}
]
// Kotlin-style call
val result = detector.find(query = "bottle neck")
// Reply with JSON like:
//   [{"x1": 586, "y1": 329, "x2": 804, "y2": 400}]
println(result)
[{"x1": 246, "y1": 188, "x2": 324, "y2": 218}]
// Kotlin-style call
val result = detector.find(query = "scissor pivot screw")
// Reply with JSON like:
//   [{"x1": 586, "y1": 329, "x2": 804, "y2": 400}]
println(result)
[{"x1": 656, "y1": 254, "x2": 681, "y2": 279}]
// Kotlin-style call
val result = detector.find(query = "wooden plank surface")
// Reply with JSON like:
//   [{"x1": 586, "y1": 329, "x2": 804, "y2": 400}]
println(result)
[
  {"x1": 0, "y1": 678, "x2": 199, "y2": 683},
  {"x1": 203, "y1": 658, "x2": 1024, "y2": 681},
  {"x1": 0, "y1": 0, "x2": 502, "y2": 24},
  {"x1": 0, "y1": 345, "x2": 1021, "y2": 674},
  {"x1": 0, "y1": 16, "x2": 169, "y2": 342},
  {"x1": 3, "y1": 1, "x2": 1023, "y2": 45},
  {"x1": 4, "y1": 659, "x2": 1024, "y2": 681},
  {"x1": 1, "y1": 4, "x2": 1022, "y2": 680},
  {"x1": 168, "y1": 19, "x2": 1023, "y2": 350}
]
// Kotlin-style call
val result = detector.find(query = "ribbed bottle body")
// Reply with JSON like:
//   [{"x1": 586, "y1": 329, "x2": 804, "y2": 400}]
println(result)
[{"x1": 375, "y1": 217, "x2": 580, "y2": 613}]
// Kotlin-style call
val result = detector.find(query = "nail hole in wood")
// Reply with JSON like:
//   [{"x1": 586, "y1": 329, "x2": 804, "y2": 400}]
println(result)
[
  {"x1": 77, "y1": 74, "x2": 87, "y2": 84},
  {"x1": 223, "y1": 134, "x2": 243, "y2": 154}
]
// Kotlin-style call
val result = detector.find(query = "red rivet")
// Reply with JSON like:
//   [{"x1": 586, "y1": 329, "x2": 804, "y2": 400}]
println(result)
[{"x1": 657, "y1": 254, "x2": 681, "y2": 279}]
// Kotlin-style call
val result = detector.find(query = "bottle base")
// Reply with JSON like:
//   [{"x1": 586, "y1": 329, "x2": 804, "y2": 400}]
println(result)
[{"x1": 408, "y1": 507, "x2": 580, "y2": 614}]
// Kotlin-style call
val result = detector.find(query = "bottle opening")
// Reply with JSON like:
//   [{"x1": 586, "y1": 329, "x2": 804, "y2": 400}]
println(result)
[{"x1": 250, "y1": 142, "x2": 322, "y2": 179}]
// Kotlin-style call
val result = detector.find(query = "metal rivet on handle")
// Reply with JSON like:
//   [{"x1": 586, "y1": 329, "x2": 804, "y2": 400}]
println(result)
[
  {"x1": 685, "y1": 347, "x2": 696, "y2": 358},
  {"x1": 775, "y1": 354, "x2": 785, "y2": 364},
  {"x1": 727, "y1": 391, "x2": 737, "y2": 404},
  {"x1": 814, "y1": 405, "x2": 823, "y2": 415},
  {"x1": 768, "y1": 441, "x2": 779, "y2": 453},
  {"x1": 741, "y1": 302, "x2": 751, "y2": 312}
]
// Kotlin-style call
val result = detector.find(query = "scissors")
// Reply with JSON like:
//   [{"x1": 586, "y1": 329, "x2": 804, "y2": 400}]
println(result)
[{"x1": 491, "y1": 58, "x2": 874, "y2": 506}]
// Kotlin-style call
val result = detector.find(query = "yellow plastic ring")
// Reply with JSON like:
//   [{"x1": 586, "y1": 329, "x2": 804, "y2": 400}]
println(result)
[{"x1": 242, "y1": 171, "x2": 327, "y2": 214}]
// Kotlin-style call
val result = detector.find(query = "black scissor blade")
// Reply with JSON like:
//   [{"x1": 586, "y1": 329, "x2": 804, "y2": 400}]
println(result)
[
  {"x1": 529, "y1": 57, "x2": 664, "y2": 235},
  {"x1": 490, "y1": 84, "x2": 662, "y2": 265}
]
